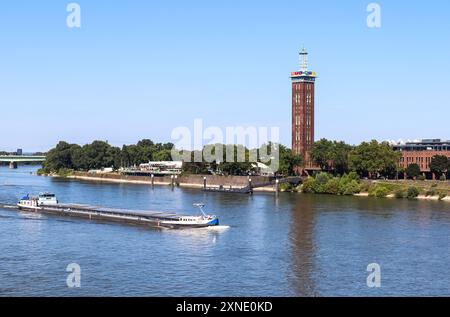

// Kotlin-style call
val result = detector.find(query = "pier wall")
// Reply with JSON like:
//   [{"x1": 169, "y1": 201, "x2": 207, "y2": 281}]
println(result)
[{"x1": 69, "y1": 172, "x2": 273, "y2": 190}]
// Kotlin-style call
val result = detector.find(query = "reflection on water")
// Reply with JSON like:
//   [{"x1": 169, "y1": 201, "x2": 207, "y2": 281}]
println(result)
[
  {"x1": 0, "y1": 166, "x2": 450, "y2": 296},
  {"x1": 287, "y1": 195, "x2": 317, "y2": 296}
]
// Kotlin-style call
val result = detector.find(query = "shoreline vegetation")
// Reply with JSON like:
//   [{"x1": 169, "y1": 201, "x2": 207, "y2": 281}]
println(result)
[
  {"x1": 297, "y1": 172, "x2": 450, "y2": 202},
  {"x1": 32, "y1": 138, "x2": 450, "y2": 202},
  {"x1": 36, "y1": 140, "x2": 302, "y2": 177},
  {"x1": 39, "y1": 170, "x2": 450, "y2": 202}
]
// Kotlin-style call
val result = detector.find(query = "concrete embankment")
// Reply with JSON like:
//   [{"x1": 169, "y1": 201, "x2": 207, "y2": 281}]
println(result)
[{"x1": 65, "y1": 172, "x2": 276, "y2": 192}]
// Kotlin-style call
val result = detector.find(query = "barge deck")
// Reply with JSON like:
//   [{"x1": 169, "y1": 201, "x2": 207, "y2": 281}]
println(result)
[{"x1": 2, "y1": 194, "x2": 219, "y2": 229}]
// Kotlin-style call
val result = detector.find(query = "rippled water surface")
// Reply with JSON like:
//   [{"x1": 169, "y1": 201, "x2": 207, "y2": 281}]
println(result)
[{"x1": 0, "y1": 166, "x2": 449, "y2": 296}]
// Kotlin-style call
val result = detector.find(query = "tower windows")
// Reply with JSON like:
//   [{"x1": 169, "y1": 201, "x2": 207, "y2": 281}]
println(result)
[{"x1": 291, "y1": 49, "x2": 316, "y2": 158}]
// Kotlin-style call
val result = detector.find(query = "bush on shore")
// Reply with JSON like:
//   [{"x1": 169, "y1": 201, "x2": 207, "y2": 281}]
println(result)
[
  {"x1": 395, "y1": 189, "x2": 406, "y2": 199},
  {"x1": 368, "y1": 184, "x2": 390, "y2": 198},
  {"x1": 301, "y1": 172, "x2": 361, "y2": 196},
  {"x1": 37, "y1": 167, "x2": 73, "y2": 177},
  {"x1": 301, "y1": 177, "x2": 316, "y2": 194},
  {"x1": 407, "y1": 186, "x2": 420, "y2": 200},
  {"x1": 342, "y1": 180, "x2": 361, "y2": 195}
]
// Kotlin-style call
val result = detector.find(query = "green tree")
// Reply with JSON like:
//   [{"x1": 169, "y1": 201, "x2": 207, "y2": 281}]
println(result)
[
  {"x1": 348, "y1": 140, "x2": 400, "y2": 179},
  {"x1": 41, "y1": 141, "x2": 80, "y2": 173},
  {"x1": 405, "y1": 163, "x2": 421, "y2": 179},
  {"x1": 153, "y1": 149, "x2": 172, "y2": 162},
  {"x1": 277, "y1": 144, "x2": 303, "y2": 176},
  {"x1": 310, "y1": 139, "x2": 353, "y2": 174},
  {"x1": 80, "y1": 141, "x2": 117, "y2": 170},
  {"x1": 219, "y1": 145, "x2": 255, "y2": 176},
  {"x1": 333, "y1": 141, "x2": 353, "y2": 175},
  {"x1": 136, "y1": 139, "x2": 155, "y2": 162},
  {"x1": 429, "y1": 155, "x2": 449, "y2": 180},
  {"x1": 310, "y1": 139, "x2": 334, "y2": 171},
  {"x1": 182, "y1": 151, "x2": 210, "y2": 175}
]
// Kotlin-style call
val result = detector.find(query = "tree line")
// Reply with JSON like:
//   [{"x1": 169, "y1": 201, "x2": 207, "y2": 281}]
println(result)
[
  {"x1": 310, "y1": 139, "x2": 450, "y2": 180},
  {"x1": 40, "y1": 140, "x2": 174, "y2": 174},
  {"x1": 180, "y1": 143, "x2": 302, "y2": 176},
  {"x1": 39, "y1": 140, "x2": 303, "y2": 177},
  {"x1": 37, "y1": 138, "x2": 450, "y2": 179}
]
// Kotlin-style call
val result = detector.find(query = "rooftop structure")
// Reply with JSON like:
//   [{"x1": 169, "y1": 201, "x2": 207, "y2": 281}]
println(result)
[{"x1": 393, "y1": 139, "x2": 450, "y2": 152}]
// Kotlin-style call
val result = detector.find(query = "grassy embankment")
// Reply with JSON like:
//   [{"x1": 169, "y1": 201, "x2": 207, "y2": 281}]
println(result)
[
  {"x1": 281, "y1": 172, "x2": 450, "y2": 201},
  {"x1": 361, "y1": 179, "x2": 450, "y2": 200}
]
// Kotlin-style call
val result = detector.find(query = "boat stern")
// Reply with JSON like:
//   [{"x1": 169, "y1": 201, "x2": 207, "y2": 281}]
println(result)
[{"x1": 207, "y1": 216, "x2": 219, "y2": 226}]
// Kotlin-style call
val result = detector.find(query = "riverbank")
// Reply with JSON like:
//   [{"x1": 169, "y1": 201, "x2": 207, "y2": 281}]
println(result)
[
  {"x1": 360, "y1": 179, "x2": 450, "y2": 201},
  {"x1": 62, "y1": 171, "x2": 277, "y2": 192},
  {"x1": 43, "y1": 171, "x2": 450, "y2": 201},
  {"x1": 354, "y1": 192, "x2": 450, "y2": 202}
]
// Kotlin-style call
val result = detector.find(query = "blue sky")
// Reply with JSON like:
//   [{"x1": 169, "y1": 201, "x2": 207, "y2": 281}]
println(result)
[{"x1": 1, "y1": 0, "x2": 449, "y2": 152}]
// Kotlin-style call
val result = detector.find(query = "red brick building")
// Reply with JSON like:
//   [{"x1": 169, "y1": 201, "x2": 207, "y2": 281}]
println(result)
[
  {"x1": 393, "y1": 139, "x2": 450, "y2": 178},
  {"x1": 291, "y1": 48, "x2": 317, "y2": 169}
]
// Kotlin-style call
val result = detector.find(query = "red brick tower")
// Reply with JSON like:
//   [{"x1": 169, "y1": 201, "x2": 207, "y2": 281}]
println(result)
[{"x1": 291, "y1": 47, "x2": 317, "y2": 164}]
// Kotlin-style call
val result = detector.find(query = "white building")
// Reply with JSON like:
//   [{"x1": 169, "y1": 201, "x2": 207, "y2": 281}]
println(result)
[
  {"x1": 251, "y1": 162, "x2": 275, "y2": 177},
  {"x1": 139, "y1": 161, "x2": 183, "y2": 175}
]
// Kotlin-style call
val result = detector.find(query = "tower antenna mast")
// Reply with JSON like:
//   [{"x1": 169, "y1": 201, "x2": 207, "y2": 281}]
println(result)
[{"x1": 299, "y1": 46, "x2": 308, "y2": 72}]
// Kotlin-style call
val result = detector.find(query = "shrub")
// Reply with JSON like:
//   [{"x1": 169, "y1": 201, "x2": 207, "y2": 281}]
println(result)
[
  {"x1": 342, "y1": 180, "x2": 361, "y2": 195},
  {"x1": 369, "y1": 185, "x2": 390, "y2": 198},
  {"x1": 407, "y1": 186, "x2": 420, "y2": 200},
  {"x1": 314, "y1": 173, "x2": 332, "y2": 194},
  {"x1": 425, "y1": 190, "x2": 436, "y2": 197},
  {"x1": 359, "y1": 182, "x2": 371, "y2": 193},
  {"x1": 417, "y1": 175, "x2": 426, "y2": 181},
  {"x1": 301, "y1": 177, "x2": 316, "y2": 194},
  {"x1": 431, "y1": 183, "x2": 438, "y2": 188},
  {"x1": 406, "y1": 163, "x2": 421, "y2": 179},
  {"x1": 439, "y1": 193, "x2": 447, "y2": 200},
  {"x1": 324, "y1": 178, "x2": 341, "y2": 195},
  {"x1": 346, "y1": 172, "x2": 360, "y2": 182},
  {"x1": 338, "y1": 173, "x2": 360, "y2": 194},
  {"x1": 394, "y1": 189, "x2": 405, "y2": 199},
  {"x1": 439, "y1": 175, "x2": 447, "y2": 182},
  {"x1": 279, "y1": 183, "x2": 293, "y2": 192}
]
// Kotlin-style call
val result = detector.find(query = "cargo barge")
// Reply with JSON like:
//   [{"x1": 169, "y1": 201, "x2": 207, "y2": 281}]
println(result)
[{"x1": 15, "y1": 193, "x2": 219, "y2": 229}]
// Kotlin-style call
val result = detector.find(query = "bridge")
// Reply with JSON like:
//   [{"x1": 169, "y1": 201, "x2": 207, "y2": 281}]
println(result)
[{"x1": 0, "y1": 155, "x2": 46, "y2": 168}]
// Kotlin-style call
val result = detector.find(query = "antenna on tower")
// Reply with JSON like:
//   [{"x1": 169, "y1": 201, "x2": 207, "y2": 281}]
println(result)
[{"x1": 299, "y1": 46, "x2": 308, "y2": 72}]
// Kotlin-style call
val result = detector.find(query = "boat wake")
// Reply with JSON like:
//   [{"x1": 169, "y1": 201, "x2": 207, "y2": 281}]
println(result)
[
  {"x1": 165, "y1": 225, "x2": 230, "y2": 236},
  {"x1": 19, "y1": 212, "x2": 44, "y2": 220},
  {"x1": 205, "y1": 225, "x2": 230, "y2": 231}
]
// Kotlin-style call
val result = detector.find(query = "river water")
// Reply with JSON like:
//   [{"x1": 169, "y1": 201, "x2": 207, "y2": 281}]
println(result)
[{"x1": 0, "y1": 166, "x2": 449, "y2": 296}]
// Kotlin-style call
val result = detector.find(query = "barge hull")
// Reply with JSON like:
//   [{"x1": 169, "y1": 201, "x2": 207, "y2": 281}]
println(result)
[{"x1": 17, "y1": 205, "x2": 178, "y2": 229}]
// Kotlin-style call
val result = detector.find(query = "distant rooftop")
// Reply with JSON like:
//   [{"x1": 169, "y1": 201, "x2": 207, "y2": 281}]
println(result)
[
  {"x1": 408, "y1": 139, "x2": 449, "y2": 144},
  {"x1": 393, "y1": 139, "x2": 450, "y2": 152}
]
